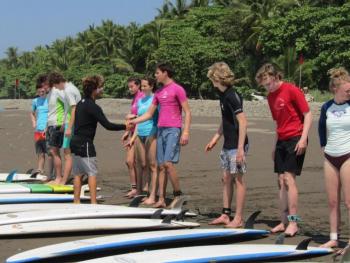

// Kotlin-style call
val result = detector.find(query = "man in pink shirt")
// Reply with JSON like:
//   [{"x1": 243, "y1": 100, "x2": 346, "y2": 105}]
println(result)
[{"x1": 130, "y1": 62, "x2": 192, "y2": 208}]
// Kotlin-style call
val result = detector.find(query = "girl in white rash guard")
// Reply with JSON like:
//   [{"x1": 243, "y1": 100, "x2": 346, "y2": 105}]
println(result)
[{"x1": 318, "y1": 67, "x2": 350, "y2": 250}]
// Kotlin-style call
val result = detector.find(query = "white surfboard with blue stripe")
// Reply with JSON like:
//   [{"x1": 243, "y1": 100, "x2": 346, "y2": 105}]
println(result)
[
  {"x1": 78, "y1": 243, "x2": 333, "y2": 263},
  {"x1": 6, "y1": 229, "x2": 269, "y2": 263}
]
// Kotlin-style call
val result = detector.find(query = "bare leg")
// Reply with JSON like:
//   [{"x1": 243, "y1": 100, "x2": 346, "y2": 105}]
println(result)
[
  {"x1": 47, "y1": 153, "x2": 54, "y2": 178},
  {"x1": 284, "y1": 172, "x2": 299, "y2": 236},
  {"x1": 37, "y1": 153, "x2": 45, "y2": 173},
  {"x1": 135, "y1": 137, "x2": 148, "y2": 194},
  {"x1": 210, "y1": 170, "x2": 232, "y2": 225},
  {"x1": 61, "y1": 148, "x2": 72, "y2": 185},
  {"x1": 226, "y1": 174, "x2": 246, "y2": 228},
  {"x1": 73, "y1": 175, "x2": 82, "y2": 204},
  {"x1": 271, "y1": 174, "x2": 288, "y2": 233},
  {"x1": 153, "y1": 165, "x2": 166, "y2": 208},
  {"x1": 88, "y1": 176, "x2": 97, "y2": 204},
  {"x1": 125, "y1": 144, "x2": 137, "y2": 197},
  {"x1": 49, "y1": 147, "x2": 62, "y2": 184},
  {"x1": 143, "y1": 137, "x2": 158, "y2": 205}
]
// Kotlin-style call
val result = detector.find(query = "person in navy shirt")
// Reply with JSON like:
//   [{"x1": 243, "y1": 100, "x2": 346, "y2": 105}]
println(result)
[{"x1": 318, "y1": 67, "x2": 350, "y2": 250}]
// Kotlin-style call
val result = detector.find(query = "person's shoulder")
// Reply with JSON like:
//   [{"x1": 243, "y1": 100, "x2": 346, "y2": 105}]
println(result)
[{"x1": 321, "y1": 99, "x2": 334, "y2": 110}]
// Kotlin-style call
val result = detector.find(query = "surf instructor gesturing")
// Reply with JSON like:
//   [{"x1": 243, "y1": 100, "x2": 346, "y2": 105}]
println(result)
[{"x1": 71, "y1": 75, "x2": 128, "y2": 204}]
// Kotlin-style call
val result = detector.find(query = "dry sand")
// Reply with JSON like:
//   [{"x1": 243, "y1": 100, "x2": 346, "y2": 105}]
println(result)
[{"x1": 0, "y1": 99, "x2": 344, "y2": 262}]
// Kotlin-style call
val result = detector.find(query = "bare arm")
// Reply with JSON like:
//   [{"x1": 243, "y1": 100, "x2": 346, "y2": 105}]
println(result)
[
  {"x1": 235, "y1": 112, "x2": 248, "y2": 163},
  {"x1": 65, "y1": 105, "x2": 76, "y2": 137},
  {"x1": 30, "y1": 112, "x2": 36, "y2": 129},
  {"x1": 180, "y1": 100, "x2": 192, "y2": 146},
  {"x1": 295, "y1": 111, "x2": 312, "y2": 155},
  {"x1": 131, "y1": 104, "x2": 157, "y2": 124},
  {"x1": 205, "y1": 122, "x2": 223, "y2": 152}
]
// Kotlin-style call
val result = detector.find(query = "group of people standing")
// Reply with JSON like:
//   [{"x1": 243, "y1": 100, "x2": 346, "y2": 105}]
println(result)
[{"x1": 30, "y1": 61, "x2": 350, "y2": 250}]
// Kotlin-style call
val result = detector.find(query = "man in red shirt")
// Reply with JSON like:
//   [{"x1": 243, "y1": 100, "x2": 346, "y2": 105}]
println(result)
[{"x1": 256, "y1": 63, "x2": 312, "y2": 236}]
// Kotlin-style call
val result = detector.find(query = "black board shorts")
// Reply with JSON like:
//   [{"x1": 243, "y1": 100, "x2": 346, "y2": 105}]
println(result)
[{"x1": 274, "y1": 136, "x2": 306, "y2": 176}]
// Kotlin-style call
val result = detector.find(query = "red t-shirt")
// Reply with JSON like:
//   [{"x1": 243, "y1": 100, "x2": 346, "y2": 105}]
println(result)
[{"x1": 267, "y1": 82, "x2": 310, "y2": 140}]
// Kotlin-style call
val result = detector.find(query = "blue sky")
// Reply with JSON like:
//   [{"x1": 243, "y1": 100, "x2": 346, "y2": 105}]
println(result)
[{"x1": 0, "y1": 0, "x2": 165, "y2": 58}]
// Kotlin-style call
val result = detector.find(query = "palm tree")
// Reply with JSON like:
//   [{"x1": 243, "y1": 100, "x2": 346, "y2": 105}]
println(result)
[
  {"x1": 48, "y1": 38, "x2": 74, "y2": 71},
  {"x1": 156, "y1": 0, "x2": 172, "y2": 18},
  {"x1": 5, "y1": 47, "x2": 19, "y2": 69},
  {"x1": 19, "y1": 52, "x2": 34, "y2": 68},
  {"x1": 169, "y1": 0, "x2": 190, "y2": 17},
  {"x1": 190, "y1": 0, "x2": 211, "y2": 7},
  {"x1": 73, "y1": 31, "x2": 94, "y2": 64}
]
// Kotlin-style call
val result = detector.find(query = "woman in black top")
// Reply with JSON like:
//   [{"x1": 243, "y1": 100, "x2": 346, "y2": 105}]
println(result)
[{"x1": 71, "y1": 75, "x2": 127, "y2": 204}]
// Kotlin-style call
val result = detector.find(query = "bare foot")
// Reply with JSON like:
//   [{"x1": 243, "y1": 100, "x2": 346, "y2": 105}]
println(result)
[
  {"x1": 320, "y1": 240, "x2": 338, "y2": 248},
  {"x1": 124, "y1": 189, "x2": 137, "y2": 198},
  {"x1": 284, "y1": 222, "x2": 298, "y2": 237},
  {"x1": 142, "y1": 198, "x2": 156, "y2": 206},
  {"x1": 271, "y1": 222, "x2": 286, "y2": 233},
  {"x1": 152, "y1": 199, "x2": 166, "y2": 208},
  {"x1": 225, "y1": 218, "x2": 244, "y2": 228},
  {"x1": 209, "y1": 214, "x2": 231, "y2": 225},
  {"x1": 47, "y1": 180, "x2": 60, "y2": 185}
]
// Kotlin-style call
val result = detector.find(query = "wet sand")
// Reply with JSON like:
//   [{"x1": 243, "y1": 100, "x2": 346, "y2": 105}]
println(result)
[{"x1": 0, "y1": 100, "x2": 345, "y2": 262}]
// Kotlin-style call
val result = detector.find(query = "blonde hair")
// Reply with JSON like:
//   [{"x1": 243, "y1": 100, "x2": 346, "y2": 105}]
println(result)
[
  {"x1": 328, "y1": 67, "x2": 350, "y2": 92},
  {"x1": 255, "y1": 63, "x2": 283, "y2": 84},
  {"x1": 207, "y1": 62, "x2": 235, "y2": 87}
]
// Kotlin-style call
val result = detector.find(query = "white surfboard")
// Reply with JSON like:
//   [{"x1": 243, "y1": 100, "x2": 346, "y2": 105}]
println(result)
[
  {"x1": 0, "y1": 218, "x2": 199, "y2": 236},
  {"x1": 0, "y1": 183, "x2": 29, "y2": 193},
  {"x1": 0, "y1": 193, "x2": 92, "y2": 204},
  {"x1": 6, "y1": 228, "x2": 269, "y2": 263},
  {"x1": 0, "y1": 172, "x2": 47, "y2": 182},
  {"x1": 78, "y1": 243, "x2": 333, "y2": 263},
  {"x1": 0, "y1": 206, "x2": 195, "y2": 226}
]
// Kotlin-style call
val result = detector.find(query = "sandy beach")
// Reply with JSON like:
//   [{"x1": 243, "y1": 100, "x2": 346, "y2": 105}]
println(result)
[{"x1": 0, "y1": 99, "x2": 343, "y2": 262}]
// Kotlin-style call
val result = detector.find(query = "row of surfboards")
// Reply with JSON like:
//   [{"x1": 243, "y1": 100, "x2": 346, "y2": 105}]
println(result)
[
  {"x1": 0, "y1": 202, "x2": 335, "y2": 263},
  {"x1": 0, "y1": 170, "x2": 98, "y2": 204},
  {"x1": 0, "y1": 171, "x2": 339, "y2": 262}
]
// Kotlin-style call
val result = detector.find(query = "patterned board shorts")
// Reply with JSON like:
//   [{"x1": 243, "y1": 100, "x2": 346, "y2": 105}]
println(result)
[{"x1": 220, "y1": 145, "x2": 248, "y2": 175}]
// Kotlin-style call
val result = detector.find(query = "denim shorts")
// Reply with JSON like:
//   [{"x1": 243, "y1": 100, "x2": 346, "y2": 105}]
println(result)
[
  {"x1": 156, "y1": 127, "x2": 181, "y2": 165},
  {"x1": 220, "y1": 145, "x2": 248, "y2": 175}
]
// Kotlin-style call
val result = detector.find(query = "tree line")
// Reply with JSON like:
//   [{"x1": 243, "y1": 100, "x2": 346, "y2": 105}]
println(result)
[{"x1": 0, "y1": 0, "x2": 348, "y2": 100}]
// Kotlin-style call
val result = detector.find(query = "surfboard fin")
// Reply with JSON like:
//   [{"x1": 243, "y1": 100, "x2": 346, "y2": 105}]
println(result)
[
  {"x1": 176, "y1": 209, "x2": 189, "y2": 221},
  {"x1": 171, "y1": 195, "x2": 189, "y2": 211},
  {"x1": 275, "y1": 233, "x2": 285, "y2": 245},
  {"x1": 162, "y1": 214, "x2": 174, "y2": 224},
  {"x1": 296, "y1": 238, "x2": 312, "y2": 250},
  {"x1": 151, "y1": 209, "x2": 164, "y2": 219},
  {"x1": 5, "y1": 169, "x2": 17, "y2": 183},
  {"x1": 128, "y1": 195, "x2": 147, "y2": 207},
  {"x1": 244, "y1": 210, "x2": 261, "y2": 229},
  {"x1": 25, "y1": 168, "x2": 34, "y2": 174},
  {"x1": 29, "y1": 169, "x2": 41, "y2": 178}
]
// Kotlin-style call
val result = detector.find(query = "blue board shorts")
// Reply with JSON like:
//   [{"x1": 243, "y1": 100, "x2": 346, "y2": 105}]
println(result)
[
  {"x1": 156, "y1": 127, "x2": 181, "y2": 165},
  {"x1": 62, "y1": 123, "x2": 73, "y2": 149}
]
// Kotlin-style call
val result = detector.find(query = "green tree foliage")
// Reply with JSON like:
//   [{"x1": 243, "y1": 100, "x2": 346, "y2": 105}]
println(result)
[{"x1": 1, "y1": 0, "x2": 349, "y2": 100}]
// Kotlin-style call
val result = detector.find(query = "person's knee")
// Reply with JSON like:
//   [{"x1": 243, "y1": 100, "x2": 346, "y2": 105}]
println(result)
[
  {"x1": 328, "y1": 198, "x2": 339, "y2": 210},
  {"x1": 163, "y1": 162, "x2": 174, "y2": 170},
  {"x1": 221, "y1": 173, "x2": 232, "y2": 185},
  {"x1": 125, "y1": 159, "x2": 135, "y2": 168}
]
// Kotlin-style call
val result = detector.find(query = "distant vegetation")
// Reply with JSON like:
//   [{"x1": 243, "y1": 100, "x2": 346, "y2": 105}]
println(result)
[{"x1": 0, "y1": 0, "x2": 347, "y2": 101}]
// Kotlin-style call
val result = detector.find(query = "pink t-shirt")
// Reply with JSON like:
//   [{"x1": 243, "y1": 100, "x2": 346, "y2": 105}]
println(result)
[
  {"x1": 131, "y1": 90, "x2": 144, "y2": 115},
  {"x1": 152, "y1": 82, "x2": 187, "y2": 128}
]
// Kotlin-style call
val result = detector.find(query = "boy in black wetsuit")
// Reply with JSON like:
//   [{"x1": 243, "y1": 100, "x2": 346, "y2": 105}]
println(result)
[
  {"x1": 205, "y1": 62, "x2": 249, "y2": 228},
  {"x1": 71, "y1": 75, "x2": 129, "y2": 204}
]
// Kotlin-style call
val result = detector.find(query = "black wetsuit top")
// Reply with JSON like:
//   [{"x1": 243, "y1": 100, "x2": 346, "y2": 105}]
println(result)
[
  {"x1": 71, "y1": 97, "x2": 125, "y2": 157},
  {"x1": 219, "y1": 87, "x2": 248, "y2": 150}
]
